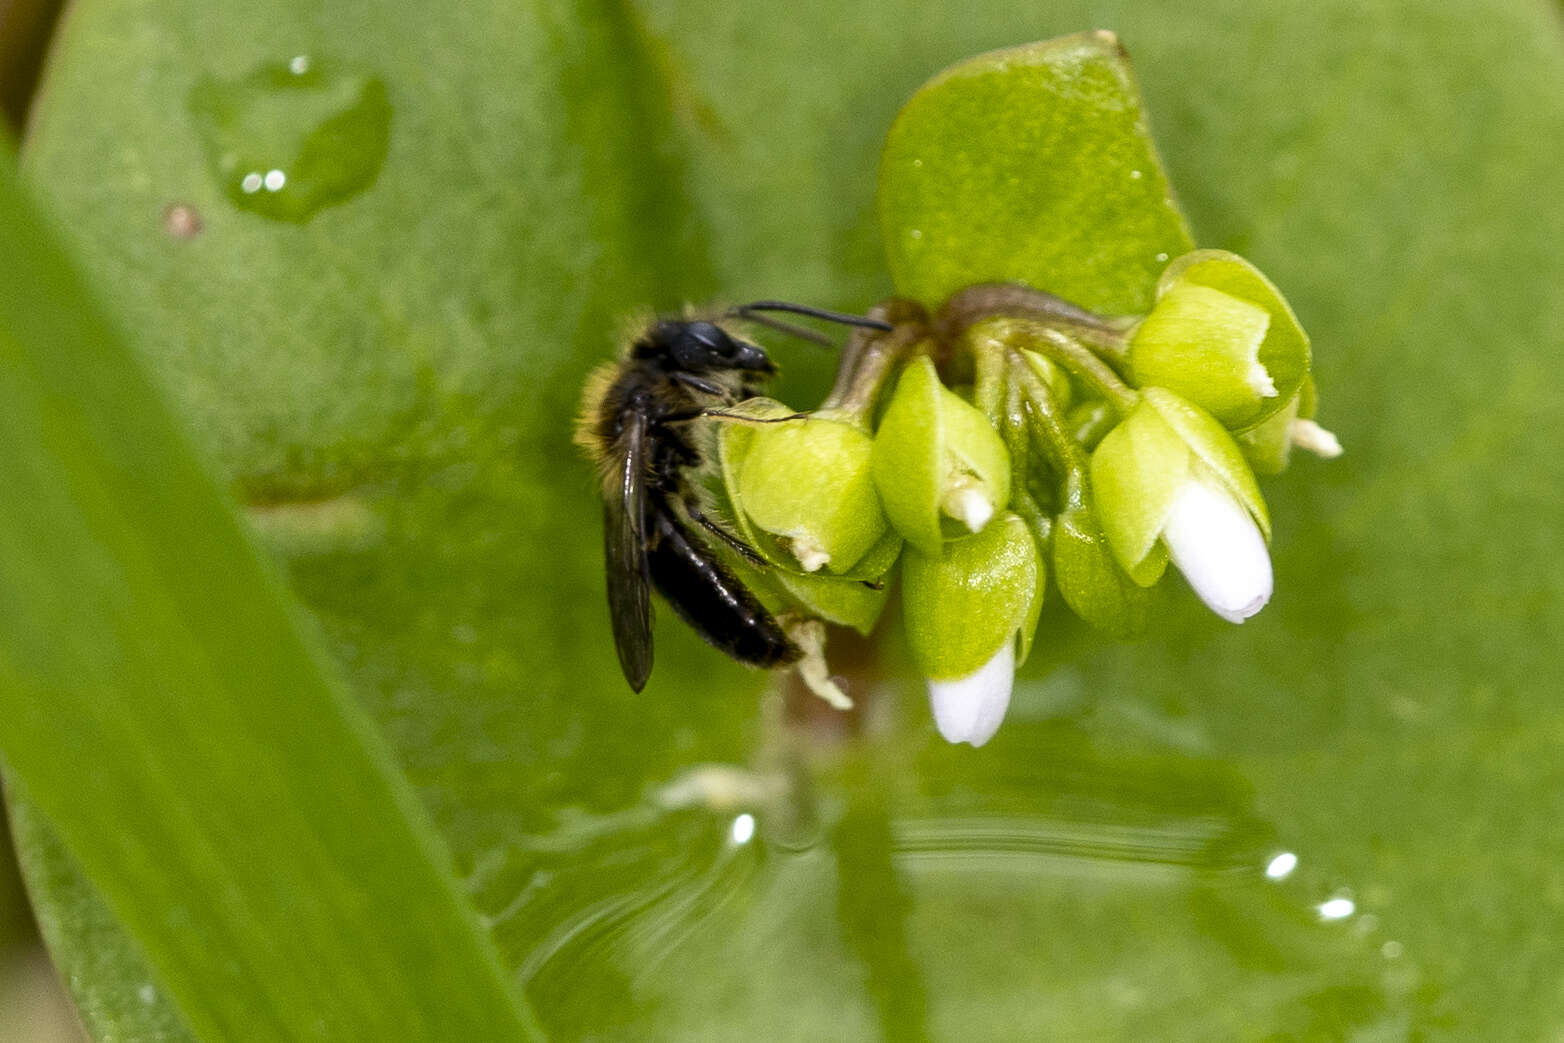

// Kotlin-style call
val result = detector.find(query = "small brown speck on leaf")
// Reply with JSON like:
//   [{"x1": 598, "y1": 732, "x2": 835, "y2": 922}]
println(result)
[{"x1": 162, "y1": 203, "x2": 203, "y2": 239}]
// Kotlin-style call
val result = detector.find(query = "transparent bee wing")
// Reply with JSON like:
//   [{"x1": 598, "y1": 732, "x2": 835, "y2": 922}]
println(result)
[{"x1": 605, "y1": 410, "x2": 653, "y2": 690}]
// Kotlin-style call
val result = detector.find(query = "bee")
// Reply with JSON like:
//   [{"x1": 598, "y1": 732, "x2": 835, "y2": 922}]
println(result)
[{"x1": 576, "y1": 301, "x2": 892, "y2": 691}]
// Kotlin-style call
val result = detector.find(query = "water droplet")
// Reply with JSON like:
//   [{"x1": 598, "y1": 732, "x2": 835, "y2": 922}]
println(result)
[
  {"x1": 912, "y1": 158, "x2": 924, "y2": 168},
  {"x1": 1130, "y1": 169, "x2": 1143, "y2": 180},
  {"x1": 1263, "y1": 850, "x2": 1298, "y2": 880},
  {"x1": 1155, "y1": 251, "x2": 1170, "y2": 263},
  {"x1": 909, "y1": 229, "x2": 923, "y2": 241},
  {"x1": 188, "y1": 57, "x2": 391, "y2": 223},
  {"x1": 729, "y1": 813, "x2": 756, "y2": 845},
  {"x1": 1317, "y1": 895, "x2": 1356, "y2": 921}
]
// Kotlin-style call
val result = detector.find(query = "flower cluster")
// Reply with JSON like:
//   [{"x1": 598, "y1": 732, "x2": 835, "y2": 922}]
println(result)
[{"x1": 717, "y1": 251, "x2": 1339, "y2": 746}]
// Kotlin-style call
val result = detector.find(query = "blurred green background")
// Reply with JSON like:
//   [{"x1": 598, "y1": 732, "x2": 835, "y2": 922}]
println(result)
[{"x1": 4, "y1": 0, "x2": 1564, "y2": 1039}]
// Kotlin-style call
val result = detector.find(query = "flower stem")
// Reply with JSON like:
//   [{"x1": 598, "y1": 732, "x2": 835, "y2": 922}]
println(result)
[
  {"x1": 1011, "y1": 321, "x2": 1140, "y2": 416},
  {"x1": 821, "y1": 299, "x2": 930, "y2": 417},
  {"x1": 939, "y1": 283, "x2": 1137, "y2": 368},
  {"x1": 1001, "y1": 372, "x2": 1054, "y2": 545},
  {"x1": 1008, "y1": 350, "x2": 1091, "y2": 511}
]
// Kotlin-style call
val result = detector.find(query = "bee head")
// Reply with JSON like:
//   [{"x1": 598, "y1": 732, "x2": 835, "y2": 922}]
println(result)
[{"x1": 638, "y1": 320, "x2": 775, "y2": 375}]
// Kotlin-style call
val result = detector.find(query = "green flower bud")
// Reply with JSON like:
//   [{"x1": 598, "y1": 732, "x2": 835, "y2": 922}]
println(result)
[
  {"x1": 733, "y1": 411, "x2": 887, "y2": 574},
  {"x1": 1067, "y1": 399, "x2": 1117, "y2": 451},
  {"x1": 902, "y1": 512, "x2": 1043, "y2": 747},
  {"x1": 1130, "y1": 250, "x2": 1311, "y2": 431},
  {"x1": 871, "y1": 356, "x2": 1011, "y2": 555},
  {"x1": 1051, "y1": 502, "x2": 1151, "y2": 638},
  {"x1": 1237, "y1": 386, "x2": 1300, "y2": 476},
  {"x1": 1090, "y1": 389, "x2": 1272, "y2": 622},
  {"x1": 1239, "y1": 375, "x2": 1343, "y2": 475},
  {"x1": 901, "y1": 511, "x2": 1043, "y2": 679}
]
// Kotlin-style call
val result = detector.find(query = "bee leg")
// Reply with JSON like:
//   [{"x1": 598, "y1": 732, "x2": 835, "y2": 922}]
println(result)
[
  {"x1": 688, "y1": 506, "x2": 770, "y2": 568},
  {"x1": 664, "y1": 409, "x2": 810, "y2": 426}
]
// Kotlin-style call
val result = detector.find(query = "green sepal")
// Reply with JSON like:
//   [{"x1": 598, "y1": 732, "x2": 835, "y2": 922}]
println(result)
[
  {"x1": 1130, "y1": 283, "x2": 1273, "y2": 428},
  {"x1": 1298, "y1": 372, "x2": 1319, "y2": 419},
  {"x1": 1088, "y1": 397, "x2": 1189, "y2": 586},
  {"x1": 717, "y1": 509, "x2": 896, "y2": 636},
  {"x1": 1142, "y1": 388, "x2": 1270, "y2": 540},
  {"x1": 734, "y1": 412, "x2": 886, "y2": 573},
  {"x1": 901, "y1": 512, "x2": 1044, "y2": 679},
  {"x1": 1148, "y1": 249, "x2": 1312, "y2": 431},
  {"x1": 1237, "y1": 387, "x2": 1301, "y2": 476},
  {"x1": 774, "y1": 569, "x2": 893, "y2": 636},
  {"x1": 1051, "y1": 502, "x2": 1152, "y2": 638},
  {"x1": 718, "y1": 398, "x2": 817, "y2": 572},
  {"x1": 871, "y1": 356, "x2": 1011, "y2": 556}
]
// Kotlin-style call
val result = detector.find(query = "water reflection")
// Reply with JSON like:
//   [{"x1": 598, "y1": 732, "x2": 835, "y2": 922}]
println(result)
[{"x1": 471, "y1": 681, "x2": 1430, "y2": 1041}]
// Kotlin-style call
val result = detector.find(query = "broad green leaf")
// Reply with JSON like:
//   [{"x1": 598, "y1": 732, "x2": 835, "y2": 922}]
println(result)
[
  {"x1": 14, "y1": 0, "x2": 1564, "y2": 1040},
  {"x1": 0, "y1": 162, "x2": 539, "y2": 1039},
  {"x1": 878, "y1": 32, "x2": 1194, "y2": 314}
]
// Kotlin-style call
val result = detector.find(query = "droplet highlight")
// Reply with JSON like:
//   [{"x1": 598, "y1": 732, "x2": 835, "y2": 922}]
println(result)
[
  {"x1": 188, "y1": 56, "x2": 391, "y2": 223},
  {"x1": 1263, "y1": 850, "x2": 1298, "y2": 880},
  {"x1": 729, "y1": 813, "x2": 756, "y2": 845}
]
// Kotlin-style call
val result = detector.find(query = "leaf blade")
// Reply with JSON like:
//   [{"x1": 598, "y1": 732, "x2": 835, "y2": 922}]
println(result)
[
  {"x1": 878, "y1": 31, "x2": 1194, "y2": 313},
  {"x1": 0, "y1": 160, "x2": 539, "y2": 1041}
]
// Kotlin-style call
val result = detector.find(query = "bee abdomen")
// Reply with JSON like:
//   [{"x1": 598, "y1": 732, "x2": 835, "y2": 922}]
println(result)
[{"x1": 646, "y1": 509, "x2": 800, "y2": 669}]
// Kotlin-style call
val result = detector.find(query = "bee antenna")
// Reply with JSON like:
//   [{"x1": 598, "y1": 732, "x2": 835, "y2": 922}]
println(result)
[
  {"x1": 731, "y1": 300, "x2": 895, "y2": 333},
  {"x1": 734, "y1": 311, "x2": 836, "y2": 347}
]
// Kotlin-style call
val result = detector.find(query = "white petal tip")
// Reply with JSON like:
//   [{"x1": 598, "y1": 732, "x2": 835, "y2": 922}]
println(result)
[
  {"x1": 789, "y1": 619, "x2": 854, "y2": 710},
  {"x1": 942, "y1": 486, "x2": 995, "y2": 534},
  {"x1": 1211, "y1": 590, "x2": 1271, "y2": 624},
  {"x1": 1288, "y1": 418, "x2": 1343, "y2": 459},
  {"x1": 1248, "y1": 361, "x2": 1279, "y2": 398},
  {"x1": 1162, "y1": 479, "x2": 1274, "y2": 626},
  {"x1": 928, "y1": 643, "x2": 1014, "y2": 747},
  {"x1": 786, "y1": 536, "x2": 830, "y2": 573}
]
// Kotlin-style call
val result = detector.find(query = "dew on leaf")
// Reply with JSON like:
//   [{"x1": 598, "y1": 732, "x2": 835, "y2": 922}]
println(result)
[{"x1": 188, "y1": 56, "x2": 391, "y2": 223}]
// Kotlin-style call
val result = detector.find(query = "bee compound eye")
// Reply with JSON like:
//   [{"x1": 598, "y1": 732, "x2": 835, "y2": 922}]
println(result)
[
  {"x1": 685, "y1": 322, "x2": 731, "y2": 353},
  {"x1": 663, "y1": 321, "x2": 738, "y2": 370}
]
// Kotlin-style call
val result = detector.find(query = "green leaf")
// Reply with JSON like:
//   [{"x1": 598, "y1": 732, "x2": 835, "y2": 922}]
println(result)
[
  {"x1": 0, "y1": 162, "x2": 539, "y2": 1039},
  {"x1": 878, "y1": 31, "x2": 1194, "y2": 313}
]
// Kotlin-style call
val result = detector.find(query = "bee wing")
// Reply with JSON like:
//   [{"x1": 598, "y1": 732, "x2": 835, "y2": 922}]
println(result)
[{"x1": 605, "y1": 411, "x2": 653, "y2": 691}]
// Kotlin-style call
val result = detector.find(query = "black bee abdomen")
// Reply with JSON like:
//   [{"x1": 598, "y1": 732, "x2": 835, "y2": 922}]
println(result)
[{"x1": 646, "y1": 507, "x2": 800, "y2": 669}]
